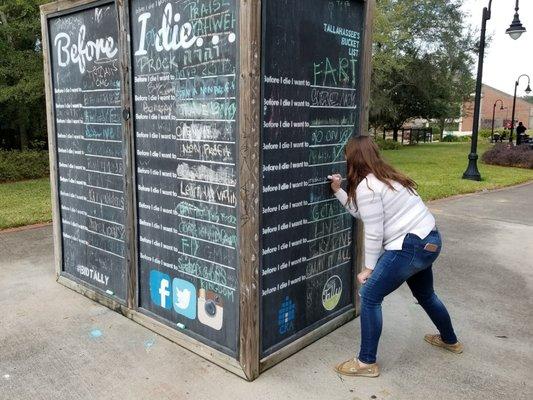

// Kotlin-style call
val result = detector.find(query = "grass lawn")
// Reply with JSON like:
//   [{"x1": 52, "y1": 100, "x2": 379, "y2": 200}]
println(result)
[
  {"x1": 0, "y1": 142, "x2": 532, "y2": 229},
  {"x1": 383, "y1": 142, "x2": 533, "y2": 201},
  {"x1": 0, "y1": 178, "x2": 52, "y2": 230}
]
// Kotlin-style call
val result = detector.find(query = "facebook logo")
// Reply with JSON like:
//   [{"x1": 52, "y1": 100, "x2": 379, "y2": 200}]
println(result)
[{"x1": 149, "y1": 270, "x2": 171, "y2": 309}]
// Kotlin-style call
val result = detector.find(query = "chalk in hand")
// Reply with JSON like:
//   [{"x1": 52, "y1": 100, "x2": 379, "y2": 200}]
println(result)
[{"x1": 327, "y1": 175, "x2": 333, "y2": 180}]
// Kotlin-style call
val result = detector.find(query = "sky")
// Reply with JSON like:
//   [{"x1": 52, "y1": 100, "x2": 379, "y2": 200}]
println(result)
[{"x1": 462, "y1": 0, "x2": 533, "y2": 97}]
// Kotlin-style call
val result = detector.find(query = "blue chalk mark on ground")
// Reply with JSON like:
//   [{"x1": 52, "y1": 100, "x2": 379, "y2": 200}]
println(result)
[
  {"x1": 90, "y1": 329, "x2": 102, "y2": 338},
  {"x1": 144, "y1": 338, "x2": 155, "y2": 351}
]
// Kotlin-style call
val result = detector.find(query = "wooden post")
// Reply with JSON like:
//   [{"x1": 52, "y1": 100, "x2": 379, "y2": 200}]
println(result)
[
  {"x1": 116, "y1": 0, "x2": 136, "y2": 310},
  {"x1": 238, "y1": 0, "x2": 262, "y2": 381},
  {"x1": 40, "y1": 6, "x2": 61, "y2": 281}
]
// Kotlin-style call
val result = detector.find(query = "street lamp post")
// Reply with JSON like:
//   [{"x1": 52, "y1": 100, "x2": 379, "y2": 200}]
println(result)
[
  {"x1": 463, "y1": 0, "x2": 527, "y2": 181},
  {"x1": 491, "y1": 99, "x2": 504, "y2": 143},
  {"x1": 509, "y1": 74, "x2": 531, "y2": 145}
]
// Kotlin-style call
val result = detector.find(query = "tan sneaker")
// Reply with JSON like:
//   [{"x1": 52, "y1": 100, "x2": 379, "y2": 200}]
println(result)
[
  {"x1": 424, "y1": 334, "x2": 464, "y2": 354},
  {"x1": 334, "y1": 358, "x2": 380, "y2": 377}
]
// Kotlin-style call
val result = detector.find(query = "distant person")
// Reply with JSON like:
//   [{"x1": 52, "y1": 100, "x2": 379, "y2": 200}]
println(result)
[
  {"x1": 329, "y1": 136, "x2": 462, "y2": 378},
  {"x1": 516, "y1": 122, "x2": 527, "y2": 143}
]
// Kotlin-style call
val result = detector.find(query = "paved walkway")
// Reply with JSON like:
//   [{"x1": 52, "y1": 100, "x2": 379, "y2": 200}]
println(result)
[{"x1": 1, "y1": 183, "x2": 532, "y2": 400}]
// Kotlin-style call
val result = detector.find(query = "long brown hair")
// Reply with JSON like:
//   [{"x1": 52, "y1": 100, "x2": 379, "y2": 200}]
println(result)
[{"x1": 344, "y1": 136, "x2": 417, "y2": 206}]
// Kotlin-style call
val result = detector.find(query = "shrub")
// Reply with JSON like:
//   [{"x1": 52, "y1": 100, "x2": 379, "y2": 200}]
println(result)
[
  {"x1": 481, "y1": 144, "x2": 533, "y2": 169},
  {"x1": 375, "y1": 137, "x2": 402, "y2": 150},
  {"x1": 478, "y1": 128, "x2": 507, "y2": 140},
  {"x1": 0, "y1": 150, "x2": 50, "y2": 182},
  {"x1": 442, "y1": 134, "x2": 470, "y2": 142}
]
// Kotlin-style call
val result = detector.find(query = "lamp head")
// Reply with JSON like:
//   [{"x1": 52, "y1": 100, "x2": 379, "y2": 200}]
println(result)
[
  {"x1": 500, "y1": 105, "x2": 505, "y2": 110},
  {"x1": 506, "y1": 13, "x2": 526, "y2": 40},
  {"x1": 525, "y1": 84, "x2": 532, "y2": 95}
]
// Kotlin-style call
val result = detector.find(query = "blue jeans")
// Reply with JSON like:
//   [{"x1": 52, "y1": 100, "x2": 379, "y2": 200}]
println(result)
[{"x1": 358, "y1": 230, "x2": 458, "y2": 364}]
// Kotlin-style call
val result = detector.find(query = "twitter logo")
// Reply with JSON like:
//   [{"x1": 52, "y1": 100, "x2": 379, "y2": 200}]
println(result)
[{"x1": 172, "y1": 278, "x2": 196, "y2": 319}]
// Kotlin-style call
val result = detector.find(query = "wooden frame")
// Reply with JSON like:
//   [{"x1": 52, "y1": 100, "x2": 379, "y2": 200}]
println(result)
[{"x1": 41, "y1": 0, "x2": 374, "y2": 381}]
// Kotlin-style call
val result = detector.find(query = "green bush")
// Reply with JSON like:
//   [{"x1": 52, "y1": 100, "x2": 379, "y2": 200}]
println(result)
[
  {"x1": 375, "y1": 137, "x2": 402, "y2": 150},
  {"x1": 478, "y1": 128, "x2": 507, "y2": 140},
  {"x1": 441, "y1": 134, "x2": 470, "y2": 142},
  {"x1": 0, "y1": 150, "x2": 50, "y2": 182}
]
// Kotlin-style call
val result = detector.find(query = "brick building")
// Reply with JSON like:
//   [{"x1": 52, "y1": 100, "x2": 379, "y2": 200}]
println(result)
[{"x1": 460, "y1": 84, "x2": 533, "y2": 134}]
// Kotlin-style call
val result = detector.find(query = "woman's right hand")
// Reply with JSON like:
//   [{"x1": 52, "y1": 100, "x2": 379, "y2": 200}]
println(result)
[{"x1": 329, "y1": 174, "x2": 342, "y2": 193}]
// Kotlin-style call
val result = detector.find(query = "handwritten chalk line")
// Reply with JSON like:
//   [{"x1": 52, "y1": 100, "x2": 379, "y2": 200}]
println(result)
[
  {"x1": 134, "y1": 73, "x2": 235, "y2": 80},
  {"x1": 86, "y1": 214, "x2": 123, "y2": 226},
  {"x1": 306, "y1": 260, "x2": 351, "y2": 279},
  {"x1": 166, "y1": 267, "x2": 236, "y2": 291},
  {"x1": 176, "y1": 195, "x2": 236, "y2": 209},
  {"x1": 310, "y1": 85, "x2": 357, "y2": 91},
  {"x1": 190, "y1": 9, "x2": 230, "y2": 22},
  {"x1": 308, "y1": 197, "x2": 338, "y2": 205},
  {"x1": 83, "y1": 122, "x2": 122, "y2": 126},
  {"x1": 308, "y1": 228, "x2": 352, "y2": 242},
  {"x1": 307, "y1": 211, "x2": 349, "y2": 223},
  {"x1": 178, "y1": 251, "x2": 235, "y2": 271},
  {"x1": 81, "y1": 88, "x2": 120, "y2": 92},
  {"x1": 176, "y1": 176, "x2": 236, "y2": 188},
  {"x1": 176, "y1": 138, "x2": 235, "y2": 144},
  {"x1": 147, "y1": 240, "x2": 235, "y2": 271},
  {"x1": 309, "y1": 124, "x2": 353, "y2": 128},
  {"x1": 175, "y1": 249, "x2": 235, "y2": 271},
  {"x1": 167, "y1": 231, "x2": 235, "y2": 250},
  {"x1": 63, "y1": 233, "x2": 125, "y2": 259},
  {"x1": 86, "y1": 199, "x2": 124, "y2": 210},
  {"x1": 86, "y1": 169, "x2": 123, "y2": 177},
  {"x1": 174, "y1": 118, "x2": 235, "y2": 123},
  {"x1": 308, "y1": 178, "x2": 346, "y2": 186},
  {"x1": 83, "y1": 138, "x2": 122, "y2": 143},
  {"x1": 177, "y1": 213, "x2": 236, "y2": 229},
  {"x1": 175, "y1": 158, "x2": 235, "y2": 166},
  {"x1": 307, "y1": 243, "x2": 352, "y2": 261},
  {"x1": 82, "y1": 106, "x2": 121, "y2": 109},
  {"x1": 177, "y1": 97, "x2": 236, "y2": 101},
  {"x1": 85, "y1": 154, "x2": 122, "y2": 160},
  {"x1": 308, "y1": 161, "x2": 345, "y2": 167},
  {"x1": 309, "y1": 143, "x2": 344, "y2": 148},
  {"x1": 86, "y1": 243, "x2": 124, "y2": 259},
  {"x1": 309, "y1": 105, "x2": 357, "y2": 109},
  {"x1": 86, "y1": 228, "x2": 124, "y2": 243},
  {"x1": 85, "y1": 184, "x2": 123, "y2": 194}
]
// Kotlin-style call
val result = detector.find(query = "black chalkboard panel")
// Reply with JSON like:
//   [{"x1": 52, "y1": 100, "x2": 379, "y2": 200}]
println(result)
[
  {"x1": 260, "y1": 0, "x2": 364, "y2": 356},
  {"x1": 130, "y1": 0, "x2": 239, "y2": 355},
  {"x1": 48, "y1": 2, "x2": 127, "y2": 301}
]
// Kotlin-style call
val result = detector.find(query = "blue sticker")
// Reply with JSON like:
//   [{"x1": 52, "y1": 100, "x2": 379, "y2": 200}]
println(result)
[
  {"x1": 278, "y1": 296, "x2": 296, "y2": 335},
  {"x1": 172, "y1": 278, "x2": 197, "y2": 319},
  {"x1": 149, "y1": 270, "x2": 171, "y2": 309}
]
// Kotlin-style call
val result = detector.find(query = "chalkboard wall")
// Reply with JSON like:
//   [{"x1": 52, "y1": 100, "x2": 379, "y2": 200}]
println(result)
[
  {"x1": 48, "y1": 2, "x2": 127, "y2": 301},
  {"x1": 260, "y1": 0, "x2": 364, "y2": 356},
  {"x1": 130, "y1": 0, "x2": 239, "y2": 355}
]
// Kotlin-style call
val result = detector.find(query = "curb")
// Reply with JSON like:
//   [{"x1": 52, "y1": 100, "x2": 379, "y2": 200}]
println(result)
[
  {"x1": 428, "y1": 180, "x2": 533, "y2": 205},
  {"x1": 0, "y1": 222, "x2": 52, "y2": 234}
]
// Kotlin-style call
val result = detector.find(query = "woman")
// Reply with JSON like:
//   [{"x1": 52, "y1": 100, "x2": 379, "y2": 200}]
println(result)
[{"x1": 330, "y1": 136, "x2": 462, "y2": 378}]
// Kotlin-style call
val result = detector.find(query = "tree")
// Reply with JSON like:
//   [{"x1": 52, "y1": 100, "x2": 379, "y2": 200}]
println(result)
[
  {"x1": 0, "y1": 0, "x2": 47, "y2": 150},
  {"x1": 370, "y1": 0, "x2": 476, "y2": 140}
]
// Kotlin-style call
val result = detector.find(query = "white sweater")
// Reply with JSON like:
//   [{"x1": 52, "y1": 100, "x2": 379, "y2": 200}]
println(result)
[{"x1": 334, "y1": 173, "x2": 435, "y2": 270}]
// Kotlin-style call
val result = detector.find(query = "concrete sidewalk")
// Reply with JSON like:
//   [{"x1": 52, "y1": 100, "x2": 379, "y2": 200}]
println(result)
[{"x1": 1, "y1": 183, "x2": 532, "y2": 400}]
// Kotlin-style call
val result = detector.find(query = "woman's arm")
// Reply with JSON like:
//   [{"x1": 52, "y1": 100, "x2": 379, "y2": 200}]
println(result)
[
  {"x1": 330, "y1": 174, "x2": 360, "y2": 218},
  {"x1": 333, "y1": 188, "x2": 360, "y2": 218}
]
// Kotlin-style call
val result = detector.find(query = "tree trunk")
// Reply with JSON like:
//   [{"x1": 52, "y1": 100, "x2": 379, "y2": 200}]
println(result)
[
  {"x1": 393, "y1": 127, "x2": 398, "y2": 142},
  {"x1": 19, "y1": 124, "x2": 28, "y2": 150},
  {"x1": 439, "y1": 118, "x2": 445, "y2": 141},
  {"x1": 382, "y1": 127, "x2": 386, "y2": 140}
]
